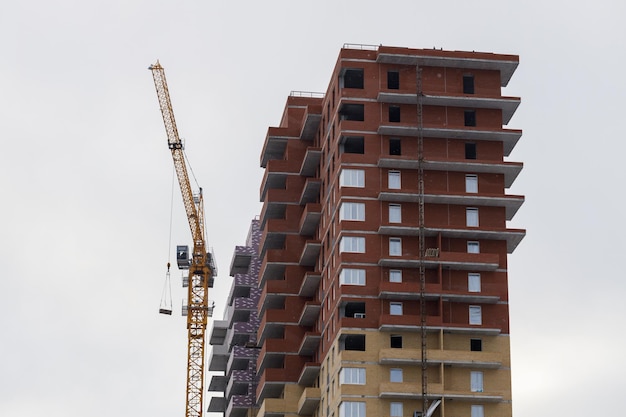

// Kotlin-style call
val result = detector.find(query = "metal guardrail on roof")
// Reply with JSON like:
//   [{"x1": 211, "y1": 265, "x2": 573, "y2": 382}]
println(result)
[
  {"x1": 343, "y1": 43, "x2": 379, "y2": 51},
  {"x1": 289, "y1": 90, "x2": 325, "y2": 98}
]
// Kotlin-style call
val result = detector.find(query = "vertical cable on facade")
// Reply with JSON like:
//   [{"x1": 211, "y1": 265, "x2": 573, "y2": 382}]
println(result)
[{"x1": 416, "y1": 65, "x2": 429, "y2": 416}]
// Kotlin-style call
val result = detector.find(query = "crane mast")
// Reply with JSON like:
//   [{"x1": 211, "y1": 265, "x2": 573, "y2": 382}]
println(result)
[{"x1": 149, "y1": 61, "x2": 215, "y2": 417}]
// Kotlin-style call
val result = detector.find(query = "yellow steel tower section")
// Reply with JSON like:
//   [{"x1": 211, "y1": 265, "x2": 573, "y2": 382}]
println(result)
[{"x1": 149, "y1": 61, "x2": 215, "y2": 417}]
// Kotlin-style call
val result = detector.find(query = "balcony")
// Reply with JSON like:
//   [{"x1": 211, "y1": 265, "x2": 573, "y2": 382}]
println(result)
[
  {"x1": 300, "y1": 147, "x2": 322, "y2": 177},
  {"x1": 298, "y1": 362, "x2": 321, "y2": 385},
  {"x1": 260, "y1": 159, "x2": 298, "y2": 201},
  {"x1": 260, "y1": 126, "x2": 300, "y2": 168},
  {"x1": 299, "y1": 203, "x2": 322, "y2": 236},
  {"x1": 377, "y1": 92, "x2": 520, "y2": 124},
  {"x1": 257, "y1": 367, "x2": 300, "y2": 402},
  {"x1": 225, "y1": 394, "x2": 254, "y2": 417},
  {"x1": 377, "y1": 124, "x2": 522, "y2": 156},
  {"x1": 207, "y1": 396, "x2": 226, "y2": 413},
  {"x1": 299, "y1": 102, "x2": 323, "y2": 141},
  {"x1": 298, "y1": 332, "x2": 321, "y2": 356},
  {"x1": 299, "y1": 240, "x2": 321, "y2": 266},
  {"x1": 298, "y1": 302, "x2": 321, "y2": 326},
  {"x1": 377, "y1": 226, "x2": 525, "y2": 253},
  {"x1": 378, "y1": 191, "x2": 524, "y2": 220},
  {"x1": 378, "y1": 158, "x2": 523, "y2": 188},
  {"x1": 376, "y1": 47, "x2": 519, "y2": 86},
  {"x1": 378, "y1": 381, "x2": 444, "y2": 399},
  {"x1": 208, "y1": 374, "x2": 228, "y2": 392},
  {"x1": 299, "y1": 272, "x2": 321, "y2": 297},
  {"x1": 226, "y1": 346, "x2": 258, "y2": 375},
  {"x1": 379, "y1": 348, "x2": 503, "y2": 368},
  {"x1": 298, "y1": 387, "x2": 321, "y2": 415},
  {"x1": 229, "y1": 245, "x2": 255, "y2": 276},
  {"x1": 378, "y1": 281, "x2": 500, "y2": 303},
  {"x1": 209, "y1": 320, "x2": 228, "y2": 345},
  {"x1": 259, "y1": 250, "x2": 295, "y2": 287},
  {"x1": 379, "y1": 250, "x2": 500, "y2": 271},
  {"x1": 300, "y1": 178, "x2": 321, "y2": 205},
  {"x1": 226, "y1": 370, "x2": 253, "y2": 398},
  {"x1": 256, "y1": 398, "x2": 287, "y2": 417},
  {"x1": 208, "y1": 342, "x2": 229, "y2": 372}
]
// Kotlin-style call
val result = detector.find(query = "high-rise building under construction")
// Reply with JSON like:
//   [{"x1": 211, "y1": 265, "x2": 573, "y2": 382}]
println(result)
[{"x1": 209, "y1": 44, "x2": 524, "y2": 417}]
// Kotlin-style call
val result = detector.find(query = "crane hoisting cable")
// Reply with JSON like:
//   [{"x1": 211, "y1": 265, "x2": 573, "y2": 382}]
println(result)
[{"x1": 149, "y1": 60, "x2": 216, "y2": 417}]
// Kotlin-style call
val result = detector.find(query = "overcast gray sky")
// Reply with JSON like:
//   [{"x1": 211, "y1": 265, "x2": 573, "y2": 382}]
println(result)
[{"x1": 1, "y1": 1, "x2": 625, "y2": 416}]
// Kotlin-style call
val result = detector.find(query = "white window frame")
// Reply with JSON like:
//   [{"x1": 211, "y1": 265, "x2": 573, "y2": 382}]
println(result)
[
  {"x1": 339, "y1": 401, "x2": 365, "y2": 417},
  {"x1": 470, "y1": 371, "x2": 484, "y2": 392},
  {"x1": 390, "y1": 402, "x2": 403, "y2": 417},
  {"x1": 466, "y1": 207, "x2": 479, "y2": 227},
  {"x1": 468, "y1": 273, "x2": 481, "y2": 293},
  {"x1": 467, "y1": 241, "x2": 480, "y2": 254},
  {"x1": 390, "y1": 302, "x2": 403, "y2": 316},
  {"x1": 340, "y1": 268, "x2": 366, "y2": 286},
  {"x1": 389, "y1": 237, "x2": 402, "y2": 256},
  {"x1": 469, "y1": 305, "x2": 482, "y2": 325},
  {"x1": 466, "y1": 174, "x2": 478, "y2": 193},
  {"x1": 340, "y1": 169, "x2": 365, "y2": 188},
  {"x1": 471, "y1": 405, "x2": 485, "y2": 417},
  {"x1": 340, "y1": 236, "x2": 365, "y2": 253},
  {"x1": 339, "y1": 367, "x2": 366, "y2": 385},
  {"x1": 389, "y1": 203, "x2": 402, "y2": 223},
  {"x1": 390, "y1": 368, "x2": 403, "y2": 383},
  {"x1": 388, "y1": 170, "x2": 401, "y2": 189},
  {"x1": 340, "y1": 202, "x2": 365, "y2": 221},
  {"x1": 389, "y1": 269, "x2": 402, "y2": 283}
]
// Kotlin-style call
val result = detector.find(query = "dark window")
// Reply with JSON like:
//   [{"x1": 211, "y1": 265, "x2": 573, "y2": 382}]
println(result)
[
  {"x1": 341, "y1": 136, "x2": 365, "y2": 154},
  {"x1": 339, "y1": 103, "x2": 365, "y2": 121},
  {"x1": 463, "y1": 75, "x2": 475, "y2": 94},
  {"x1": 465, "y1": 143, "x2": 477, "y2": 160},
  {"x1": 390, "y1": 335, "x2": 402, "y2": 348},
  {"x1": 389, "y1": 106, "x2": 401, "y2": 123},
  {"x1": 343, "y1": 334, "x2": 366, "y2": 351},
  {"x1": 387, "y1": 71, "x2": 400, "y2": 89},
  {"x1": 464, "y1": 110, "x2": 476, "y2": 127},
  {"x1": 389, "y1": 138, "x2": 401, "y2": 155},
  {"x1": 470, "y1": 338, "x2": 482, "y2": 352},
  {"x1": 344, "y1": 302, "x2": 366, "y2": 318},
  {"x1": 342, "y1": 68, "x2": 364, "y2": 89}
]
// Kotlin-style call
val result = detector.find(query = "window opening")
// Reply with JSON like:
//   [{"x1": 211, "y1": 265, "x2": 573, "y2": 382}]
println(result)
[
  {"x1": 339, "y1": 103, "x2": 364, "y2": 121},
  {"x1": 342, "y1": 334, "x2": 366, "y2": 351},
  {"x1": 389, "y1": 105, "x2": 401, "y2": 122},
  {"x1": 464, "y1": 110, "x2": 476, "y2": 126},
  {"x1": 465, "y1": 142, "x2": 477, "y2": 159},
  {"x1": 340, "y1": 136, "x2": 364, "y2": 154},
  {"x1": 465, "y1": 174, "x2": 478, "y2": 193},
  {"x1": 467, "y1": 241, "x2": 480, "y2": 254},
  {"x1": 390, "y1": 335, "x2": 403, "y2": 348},
  {"x1": 470, "y1": 371, "x2": 484, "y2": 392},
  {"x1": 389, "y1": 138, "x2": 402, "y2": 155},
  {"x1": 389, "y1": 238, "x2": 402, "y2": 256},
  {"x1": 469, "y1": 305, "x2": 482, "y2": 325},
  {"x1": 388, "y1": 170, "x2": 401, "y2": 189},
  {"x1": 390, "y1": 368, "x2": 403, "y2": 382},
  {"x1": 390, "y1": 302, "x2": 403, "y2": 316},
  {"x1": 466, "y1": 208, "x2": 479, "y2": 227},
  {"x1": 342, "y1": 68, "x2": 364, "y2": 89},
  {"x1": 389, "y1": 269, "x2": 402, "y2": 283},
  {"x1": 389, "y1": 204, "x2": 402, "y2": 223},
  {"x1": 468, "y1": 273, "x2": 481, "y2": 293},
  {"x1": 463, "y1": 75, "x2": 475, "y2": 94},
  {"x1": 388, "y1": 71, "x2": 400, "y2": 89},
  {"x1": 470, "y1": 338, "x2": 482, "y2": 352}
]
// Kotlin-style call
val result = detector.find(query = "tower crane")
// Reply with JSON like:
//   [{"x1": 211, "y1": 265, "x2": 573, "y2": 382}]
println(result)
[{"x1": 149, "y1": 61, "x2": 216, "y2": 417}]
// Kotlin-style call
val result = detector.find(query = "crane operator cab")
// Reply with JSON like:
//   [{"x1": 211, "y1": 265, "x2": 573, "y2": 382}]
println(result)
[{"x1": 176, "y1": 245, "x2": 191, "y2": 269}]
